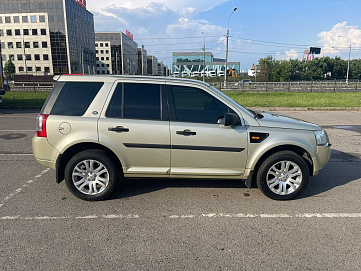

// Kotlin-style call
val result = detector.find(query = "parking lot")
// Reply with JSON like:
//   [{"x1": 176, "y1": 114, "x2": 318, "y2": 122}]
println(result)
[{"x1": 1, "y1": 109, "x2": 361, "y2": 270}]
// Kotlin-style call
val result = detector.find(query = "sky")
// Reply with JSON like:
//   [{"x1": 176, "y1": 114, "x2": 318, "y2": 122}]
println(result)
[{"x1": 88, "y1": 0, "x2": 361, "y2": 71}]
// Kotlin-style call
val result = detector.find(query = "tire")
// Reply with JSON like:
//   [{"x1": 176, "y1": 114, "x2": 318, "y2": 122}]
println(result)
[
  {"x1": 256, "y1": 151, "x2": 309, "y2": 200},
  {"x1": 65, "y1": 149, "x2": 118, "y2": 201}
]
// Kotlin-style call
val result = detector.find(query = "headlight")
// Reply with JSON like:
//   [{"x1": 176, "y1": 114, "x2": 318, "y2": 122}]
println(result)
[{"x1": 314, "y1": 130, "x2": 327, "y2": 146}]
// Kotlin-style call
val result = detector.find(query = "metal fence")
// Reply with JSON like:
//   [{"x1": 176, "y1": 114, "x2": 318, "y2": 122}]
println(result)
[{"x1": 210, "y1": 80, "x2": 361, "y2": 92}]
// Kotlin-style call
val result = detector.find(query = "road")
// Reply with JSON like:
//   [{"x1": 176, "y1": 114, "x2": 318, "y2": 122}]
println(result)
[{"x1": 0, "y1": 109, "x2": 361, "y2": 270}]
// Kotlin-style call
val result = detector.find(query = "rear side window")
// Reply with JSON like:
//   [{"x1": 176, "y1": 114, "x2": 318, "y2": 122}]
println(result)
[
  {"x1": 51, "y1": 82, "x2": 103, "y2": 116},
  {"x1": 106, "y1": 82, "x2": 162, "y2": 121}
]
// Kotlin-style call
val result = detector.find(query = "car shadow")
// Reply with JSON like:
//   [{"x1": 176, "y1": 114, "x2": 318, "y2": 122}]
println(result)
[{"x1": 109, "y1": 149, "x2": 361, "y2": 200}]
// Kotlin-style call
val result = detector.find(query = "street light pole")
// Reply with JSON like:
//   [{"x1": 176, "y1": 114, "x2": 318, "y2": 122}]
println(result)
[
  {"x1": 346, "y1": 41, "x2": 351, "y2": 84},
  {"x1": 224, "y1": 7, "x2": 237, "y2": 89}
]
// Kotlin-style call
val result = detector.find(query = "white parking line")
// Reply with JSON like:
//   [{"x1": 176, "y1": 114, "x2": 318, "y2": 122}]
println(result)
[
  {"x1": 0, "y1": 154, "x2": 33, "y2": 156},
  {"x1": 0, "y1": 168, "x2": 50, "y2": 209},
  {"x1": 1, "y1": 213, "x2": 361, "y2": 220},
  {"x1": 0, "y1": 130, "x2": 36, "y2": 132}
]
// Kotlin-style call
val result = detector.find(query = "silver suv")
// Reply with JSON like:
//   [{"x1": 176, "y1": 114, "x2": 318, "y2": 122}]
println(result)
[{"x1": 32, "y1": 75, "x2": 331, "y2": 201}]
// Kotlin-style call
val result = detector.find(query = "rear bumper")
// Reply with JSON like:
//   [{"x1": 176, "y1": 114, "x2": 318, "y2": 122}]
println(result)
[{"x1": 32, "y1": 135, "x2": 59, "y2": 170}]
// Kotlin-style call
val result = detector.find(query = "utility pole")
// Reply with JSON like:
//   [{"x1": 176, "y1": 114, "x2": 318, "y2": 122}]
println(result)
[
  {"x1": 224, "y1": 7, "x2": 237, "y2": 89},
  {"x1": 346, "y1": 41, "x2": 351, "y2": 84},
  {"x1": 202, "y1": 32, "x2": 205, "y2": 82}
]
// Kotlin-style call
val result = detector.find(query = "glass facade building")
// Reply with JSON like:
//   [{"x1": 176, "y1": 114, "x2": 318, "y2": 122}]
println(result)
[
  {"x1": 172, "y1": 52, "x2": 240, "y2": 77},
  {"x1": 0, "y1": 0, "x2": 96, "y2": 75},
  {"x1": 95, "y1": 32, "x2": 138, "y2": 75}
]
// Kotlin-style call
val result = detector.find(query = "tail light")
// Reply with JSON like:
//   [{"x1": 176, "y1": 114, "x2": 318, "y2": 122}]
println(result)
[{"x1": 36, "y1": 114, "x2": 49, "y2": 137}]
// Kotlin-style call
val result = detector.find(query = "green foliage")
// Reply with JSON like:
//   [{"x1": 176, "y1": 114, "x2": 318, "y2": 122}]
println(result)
[
  {"x1": 255, "y1": 56, "x2": 359, "y2": 82},
  {"x1": 3, "y1": 59, "x2": 15, "y2": 82}
]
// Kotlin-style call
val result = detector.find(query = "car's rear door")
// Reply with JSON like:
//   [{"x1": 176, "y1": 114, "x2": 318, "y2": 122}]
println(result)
[{"x1": 98, "y1": 81, "x2": 171, "y2": 178}]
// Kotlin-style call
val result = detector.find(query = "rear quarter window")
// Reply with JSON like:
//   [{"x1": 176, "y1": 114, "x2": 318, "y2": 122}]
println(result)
[{"x1": 50, "y1": 82, "x2": 104, "y2": 116}]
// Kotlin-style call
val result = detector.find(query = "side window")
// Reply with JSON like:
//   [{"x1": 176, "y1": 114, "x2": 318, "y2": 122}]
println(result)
[
  {"x1": 171, "y1": 86, "x2": 231, "y2": 124},
  {"x1": 51, "y1": 82, "x2": 103, "y2": 116},
  {"x1": 106, "y1": 83, "x2": 162, "y2": 121}
]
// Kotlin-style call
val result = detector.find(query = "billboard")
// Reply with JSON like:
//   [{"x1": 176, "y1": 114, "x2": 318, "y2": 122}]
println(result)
[
  {"x1": 73, "y1": 0, "x2": 86, "y2": 9},
  {"x1": 126, "y1": 30, "x2": 133, "y2": 41}
]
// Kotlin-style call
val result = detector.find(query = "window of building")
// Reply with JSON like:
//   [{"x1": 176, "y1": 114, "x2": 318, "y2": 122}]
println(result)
[
  {"x1": 100, "y1": 50, "x2": 104, "y2": 54},
  {"x1": 38, "y1": 3, "x2": 44, "y2": 9},
  {"x1": 15, "y1": 29, "x2": 20, "y2": 35},
  {"x1": 12, "y1": 4, "x2": 18, "y2": 10},
  {"x1": 4, "y1": 4, "x2": 10, "y2": 11},
  {"x1": 41, "y1": 29, "x2": 46, "y2": 35},
  {"x1": 32, "y1": 29, "x2": 38, "y2": 35},
  {"x1": 57, "y1": 16, "x2": 63, "y2": 22},
  {"x1": 2, "y1": 55, "x2": 6, "y2": 61},
  {"x1": 22, "y1": 16, "x2": 28, "y2": 23},
  {"x1": 97, "y1": 71, "x2": 100, "y2": 74},
  {"x1": 101, "y1": 57, "x2": 104, "y2": 61},
  {"x1": 102, "y1": 71, "x2": 105, "y2": 74},
  {"x1": 51, "y1": 82, "x2": 104, "y2": 116},
  {"x1": 44, "y1": 67, "x2": 50, "y2": 73},
  {"x1": 95, "y1": 43, "x2": 98, "y2": 47},
  {"x1": 26, "y1": 54, "x2": 31, "y2": 60},
  {"x1": 106, "y1": 50, "x2": 109, "y2": 54},
  {"x1": 107, "y1": 71, "x2": 110, "y2": 74},
  {"x1": 17, "y1": 54, "x2": 23, "y2": 61},
  {"x1": 5, "y1": 17, "x2": 10, "y2": 23},
  {"x1": 21, "y1": 3, "x2": 27, "y2": 9},
  {"x1": 9, "y1": 55, "x2": 14, "y2": 61},
  {"x1": 110, "y1": 36, "x2": 113, "y2": 40},
  {"x1": 0, "y1": 17, "x2": 2, "y2": 24},
  {"x1": 6, "y1": 29, "x2": 12, "y2": 36},
  {"x1": 95, "y1": 50, "x2": 98, "y2": 54},
  {"x1": 27, "y1": 67, "x2": 33, "y2": 72},
  {"x1": 33, "y1": 42, "x2": 39, "y2": 48},
  {"x1": 7, "y1": 42, "x2": 13, "y2": 48},
  {"x1": 30, "y1": 3, "x2": 35, "y2": 9},
  {"x1": 42, "y1": 42, "x2": 47, "y2": 48},
  {"x1": 0, "y1": 43, "x2": 4, "y2": 49},
  {"x1": 36, "y1": 67, "x2": 41, "y2": 72},
  {"x1": 96, "y1": 57, "x2": 99, "y2": 60},
  {"x1": 39, "y1": 16, "x2": 45, "y2": 22},
  {"x1": 48, "y1": 15, "x2": 54, "y2": 22},
  {"x1": 19, "y1": 67, "x2": 24, "y2": 72},
  {"x1": 96, "y1": 64, "x2": 99, "y2": 67},
  {"x1": 35, "y1": 54, "x2": 40, "y2": 60},
  {"x1": 13, "y1": 16, "x2": 19, "y2": 23},
  {"x1": 25, "y1": 42, "x2": 30, "y2": 48},
  {"x1": 47, "y1": 3, "x2": 53, "y2": 8},
  {"x1": 16, "y1": 42, "x2": 22, "y2": 48},
  {"x1": 106, "y1": 57, "x2": 109, "y2": 61},
  {"x1": 43, "y1": 54, "x2": 49, "y2": 60},
  {"x1": 0, "y1": 30, "x2": 2, "y2": 37},
  {"x1": 106, "y1": 64, "x2": 110, "y2": 67},
  {"x1": 105, "y1": 43, "x2": 108, "y2": 47},
  {"x1": 31, "y1": 16, "x2": 36, "y2": 23},
  {"x1": 101, "y1": 64, "x2": 105, "y2": 67},
  {"x1": 56, "y1": 2, "x2": 62, "y2": 9},
  {"x1": 100, "y1": 43, "x2": 103, "y2": 47},
  {"x1": 23, "y1": 29, "x2": 29, "y2": 35}
]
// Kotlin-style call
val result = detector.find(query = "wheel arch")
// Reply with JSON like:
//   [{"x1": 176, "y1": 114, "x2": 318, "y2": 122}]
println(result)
[
  {"x1": 56, "y1": 142, "x2": 123, "y2": 183},
  {"x1": 250, "y1": 144, "x2": 313, "y2": 186}
]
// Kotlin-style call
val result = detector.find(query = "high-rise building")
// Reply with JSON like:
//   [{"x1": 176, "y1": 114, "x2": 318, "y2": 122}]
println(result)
[
  {"x1": 147, "y1": 55, "x2": 158, "y2": 76},
  {"x1": 95, "y1": 31, "x2": 138, "y2": 75},
  {"x1": 137, "y1": 46, "x2": 147, "y2": 75},
  {"x1": 0, "y1": 0, "x2": 96, "y2": 75}
]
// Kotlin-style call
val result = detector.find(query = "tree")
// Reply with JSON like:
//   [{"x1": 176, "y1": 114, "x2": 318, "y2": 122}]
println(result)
[
  {"x1": 257, "y1": 56, "x2": 274, "y2": 82},
  {"x1": 3, "y1": 59, "x2": 15, "y2": 83}
]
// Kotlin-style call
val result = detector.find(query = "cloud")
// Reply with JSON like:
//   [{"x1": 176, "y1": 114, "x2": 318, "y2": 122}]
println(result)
[
  {"x1": 318, "y1": 21, "x2": 361, "y2": 55},
  {"x1": 285, "y1": 49, "x2": 299, "y2": 59}
]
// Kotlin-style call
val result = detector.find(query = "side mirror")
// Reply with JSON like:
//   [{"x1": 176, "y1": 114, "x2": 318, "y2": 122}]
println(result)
[{"x1": 224, "y1": 113, "x2": 240, "y2": 126}]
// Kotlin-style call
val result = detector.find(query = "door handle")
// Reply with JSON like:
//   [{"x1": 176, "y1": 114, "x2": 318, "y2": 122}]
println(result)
[
  {"x1": 108, "y1": 126, "x2": 129, "y2": 133},
  {"x1": 176, "y1": 129, "x2": 196, "y2": 136}
]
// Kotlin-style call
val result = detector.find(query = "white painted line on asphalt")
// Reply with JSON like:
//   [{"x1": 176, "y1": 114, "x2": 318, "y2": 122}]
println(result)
[
  {"x1": 0, "y1": 168, "x2": 50, "y2": 209},
  {"x1": 0, "y1": 154, "x2": 33, "y2": 156},
  {"x1": 2, "y1": 213, "x2": 361, "y2": 221}
]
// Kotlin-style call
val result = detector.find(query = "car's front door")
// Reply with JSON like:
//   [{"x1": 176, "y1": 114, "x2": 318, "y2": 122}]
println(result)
[{"x1": 168, "y1": 84, "x2": 248, "y2": 178}]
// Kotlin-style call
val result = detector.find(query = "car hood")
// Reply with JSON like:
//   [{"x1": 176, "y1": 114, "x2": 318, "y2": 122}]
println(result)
[{"x1": 255, "y1": 111, "x2": 321, "y2": 131}]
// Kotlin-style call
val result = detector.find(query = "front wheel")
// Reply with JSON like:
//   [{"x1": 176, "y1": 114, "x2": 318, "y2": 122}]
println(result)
[
  {"x1": 256, "y1": 151, "x2": 309, "y2": 200},
  {"x1": 65, "y1": 150, "x2": 118, "y2": 201}
]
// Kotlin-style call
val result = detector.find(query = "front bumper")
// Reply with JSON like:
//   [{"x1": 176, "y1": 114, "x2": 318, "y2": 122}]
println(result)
[{"x1": 312, "y1": 143, "x2": 332, "y2": 176}]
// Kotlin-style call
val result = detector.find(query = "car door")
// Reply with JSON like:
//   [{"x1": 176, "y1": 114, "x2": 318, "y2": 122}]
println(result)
[
  {"x1": 168, "y1": 84, "x2": 248, "y2": 178},
  {"x1": 98, "y1": 81, "x2": 171, "y2": 177}
]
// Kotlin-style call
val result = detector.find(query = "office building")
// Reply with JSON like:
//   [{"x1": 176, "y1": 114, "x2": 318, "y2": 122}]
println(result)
[
  {"x1": 95, "y1": 31, "x2": 138, "y2": 75},
  {"x1": 0, "y1": 0, "x2": 96, "y2": 75},
  {"x1": 147, "y1": 55, "x2": 158, "y2": 76}
]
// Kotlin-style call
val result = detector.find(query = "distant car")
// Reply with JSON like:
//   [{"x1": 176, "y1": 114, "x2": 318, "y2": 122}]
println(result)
[
  {"x1": 235, "y1": 79, "x2": 252, "y2": 86},
  {"x1": 0, "y1": 82, "x2": 9, "y2": 95}
]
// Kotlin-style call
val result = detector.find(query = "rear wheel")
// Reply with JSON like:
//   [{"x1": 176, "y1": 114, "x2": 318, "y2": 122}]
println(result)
[
  {"x1": 256, "y1": 151, "x2": 309, "y2": 200},
  {"x1": 65, "y1": 150, "x2": 118, "y2": 201}
]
